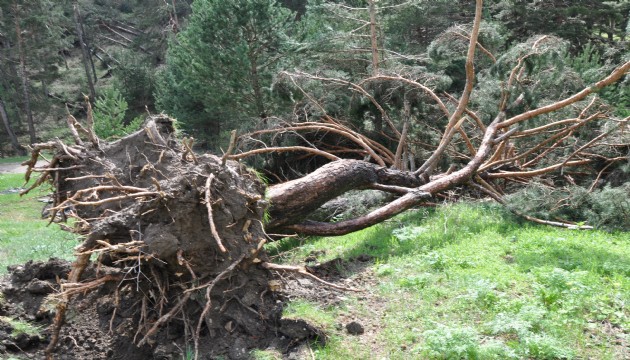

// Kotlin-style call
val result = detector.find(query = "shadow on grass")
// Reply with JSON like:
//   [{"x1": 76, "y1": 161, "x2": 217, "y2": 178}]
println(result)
[
  {"x1": 339, "y1": 203, "x2": 518, "y2": 260},
  {"x1": 268, "y1": 202, "x2": 522, "y2": 270}
]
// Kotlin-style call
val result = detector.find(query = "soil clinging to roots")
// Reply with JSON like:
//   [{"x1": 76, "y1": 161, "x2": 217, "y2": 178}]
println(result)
[{"x1": 1, "y1": 115, "x2": 323, "y2": 359}]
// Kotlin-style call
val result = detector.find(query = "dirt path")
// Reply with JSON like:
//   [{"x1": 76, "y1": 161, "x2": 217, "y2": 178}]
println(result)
[{"x1": 0, "y1": 160, "x2": 46, "y2": 175}]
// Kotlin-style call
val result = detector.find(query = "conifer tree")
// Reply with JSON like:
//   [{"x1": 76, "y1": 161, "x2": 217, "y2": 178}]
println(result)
[{"x1": 155, "y1": 0, "x2": 295, "y2": 148}]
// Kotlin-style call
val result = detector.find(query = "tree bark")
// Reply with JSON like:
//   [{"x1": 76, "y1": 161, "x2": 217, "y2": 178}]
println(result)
[
  {"x1": 82, "y1": 23, "x2": 98, "y2": 84},
  {"x1": 171, "y1": 0, "x2": 180, "y2": 32},
  {"x1": 273, "y1": 114, "x2": 502, "y2": 236},
  {"x1": 1, "y1": 41, "x2": 26, "y2": 126},
  {"x1": 74, "y1": 3, "x2": 97, "y2": 101},
  {"x1": 13, "y1": 3, "x2": 37, "y2": 144},
  {"x1": 0, "y1": 97, "x2": 25, "y2": 155},
  {"x1": 266, "y1": 159, "x2": 423, "y2": 230}
]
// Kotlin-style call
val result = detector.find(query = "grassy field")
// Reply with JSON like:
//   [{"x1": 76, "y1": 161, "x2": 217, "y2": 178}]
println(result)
[
  {"x1": 0, "y1": 173, "x2": 77, "y2": 273},
  {"x1": 1, "y1": 170, "x2": 628, "y2": 359},
  {"x1": 267, "y1": 203, "x2": 629, "y2": 359}
]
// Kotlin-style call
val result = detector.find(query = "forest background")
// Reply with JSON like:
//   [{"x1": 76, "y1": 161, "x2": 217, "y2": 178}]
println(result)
[{"x1": 1, "y1": 0, "x2": 629, "y2": 229}]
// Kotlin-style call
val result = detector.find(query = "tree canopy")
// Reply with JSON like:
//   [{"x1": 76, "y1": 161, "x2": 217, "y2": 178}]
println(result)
[{"x1": 155, "y1": 0, "x2": 295, "y2": 147}]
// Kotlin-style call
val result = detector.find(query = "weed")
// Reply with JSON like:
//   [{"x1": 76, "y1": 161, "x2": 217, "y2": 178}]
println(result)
[
  {"x1": 465, "y1": 278, "x2": 499, "y2": 308},
  {"x1": 487, "y1": 305, "x2": 547, "y2": 338},
  {"x1": 181, "y1": 346, "x2": 194, "y2": 360},
  {"x1": 522, "y1": 333, "x2": 576, "y2": 359},
  {"x1": 397, "y1": 273, "x2": 431, "y2": 289},
  {"x1": 0, "y1": 316, "x2": 42, "y2": 337},
  {"x1": 415, "y1": 325, "x2": 481, "y2": 359},
  {"x1": 282, "y1": 300, "x2": 336, "y2": 329},
  {"x1": 250, "y1": 349, "x2": 283, "y2": 360},
  {"x1": 422, "y1": 251, "x2": 449, "y2": 271},
  {"x1": 391, "y1": 225, "x2": 429, "y2": 242}
]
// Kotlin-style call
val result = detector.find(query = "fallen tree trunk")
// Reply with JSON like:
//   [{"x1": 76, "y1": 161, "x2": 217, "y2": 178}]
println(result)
[{"x1": 266, "y1": 159, "x2": 423, "y2": 229}]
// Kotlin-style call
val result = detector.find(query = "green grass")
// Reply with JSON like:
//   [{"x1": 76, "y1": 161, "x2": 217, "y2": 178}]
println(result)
[
  {"x1": 0, "y1": 174, "x2": 77, "y2": 274},
  {"x1": 0, "y1": 156, "x2": 29, "y2": 165},
  {"x1": 270, "y1": 203, "x2": 630, "y2": 359}
]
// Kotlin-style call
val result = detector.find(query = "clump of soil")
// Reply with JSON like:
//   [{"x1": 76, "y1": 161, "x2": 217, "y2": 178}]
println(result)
[{"x1": 1, "y1": 115, "x2": 324, "y2": 359}]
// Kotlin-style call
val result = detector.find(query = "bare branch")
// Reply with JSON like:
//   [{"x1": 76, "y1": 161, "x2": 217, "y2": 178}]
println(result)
[
  {"x1": 228, "y1": 146, "x2": 340, "y2": 162},
  {"x1": 416, "y1": 0, "x2": 484, "y2": 176},
  {"x1": 205, "y1": 174, "x2": 227, "y2": 253}
]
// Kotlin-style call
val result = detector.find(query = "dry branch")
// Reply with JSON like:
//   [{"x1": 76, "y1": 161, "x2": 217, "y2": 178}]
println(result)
[
  {"x1": 415, "y1": 0, "x2": 484, "y2": 176},
  {"x1": 229, "y1": 146, "x2": 340, "y2": 162}
]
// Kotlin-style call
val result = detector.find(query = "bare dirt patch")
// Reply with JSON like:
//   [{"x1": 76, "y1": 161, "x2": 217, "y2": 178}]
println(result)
[
  {"x1": 1, "y1": 256, "x2": 384, "y2": 359},
  {"x1": 281, "y1": 254, "x2": 390, "y2": 359},
  {"x1": 0, "y1": 160, "x2": 47, "y2": 175}
]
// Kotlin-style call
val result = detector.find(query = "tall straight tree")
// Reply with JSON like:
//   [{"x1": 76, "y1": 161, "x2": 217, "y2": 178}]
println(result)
[
  {"x1": 1, "y1": 0, "x2": 69, "y2": 144},
  {"x1": 12, "y1": 0, "x2": 36, "y2": 144},
  {"x1": 73, "y1": 2, "x2": 96, "y2": 101},
  {"x1": 0, "y1": 95, "x2": 25, "y2": 155},
  {"x1": 156, "y1": 0, "x2": 295, "y2": 148}
]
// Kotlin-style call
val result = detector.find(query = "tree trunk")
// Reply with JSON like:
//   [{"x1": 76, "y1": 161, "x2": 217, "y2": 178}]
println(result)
[
  {"x1": 74, "y1": 3, "x2": 97, "y2": 101},
  {"x1": 266, "y1": 159, "x2": 423, "y2": 230},
  {"x1": 368, "y1": 0, "x2": 379, "y2": 76},
  {"x1": 249, "y1": 53, "x2": 266, "y2": 118},
  {"x1": 276, "y1": 113, "x2": 502, "y2": 236},
  {"x1": 14, "y1": 3, "x2": 37, "y2": 144},
  {"x1": 81, "y1": 21, "x2": 98, "y2": 84},
  {"x1": 1, "y1": 41, "x2": 25, "y2": 127},
  {"x1": 171, "y1": 0, "x2": 180, "y2": 32},
  {"x1": 0, "y1": 97, "x2": 25, "y2": 155}
]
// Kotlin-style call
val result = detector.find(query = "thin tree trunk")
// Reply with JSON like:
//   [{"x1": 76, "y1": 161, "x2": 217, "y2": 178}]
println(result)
[
  {"x1": 171, "y1": 0, "x2": 179, "y2": 32},
  {"x1": 81, "y1": 21, "x2": 98, "y2": 84},
  {"x1": 0, "y1": 97, "x2": 25, "y2": 155},
  {"x1": 74, "y1": 3, "x2": 96, "y2": 101},
  {"x1": 368, "y1": 0, "x2": 379, "y2": 76},
  {"x1": 41, "y1": 67, "x2": 48, "y2": 95},
  {"x1": 2, "y1": 41, "x2": 25, "y2": 126},
  {"x1": 249, "y1": 54, "x2": 265, "y2": 118},
  {"x1": 13, "y1": 3, "x2": 37, "y2": 144}
]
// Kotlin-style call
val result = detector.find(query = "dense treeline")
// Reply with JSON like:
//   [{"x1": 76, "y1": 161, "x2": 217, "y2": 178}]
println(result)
[
  {"x1": 1, "y1": 1, "x2": 627, "y2": 149},
  {"x1": 1, "y1": 0, "x2": 629, "y2": 228}
]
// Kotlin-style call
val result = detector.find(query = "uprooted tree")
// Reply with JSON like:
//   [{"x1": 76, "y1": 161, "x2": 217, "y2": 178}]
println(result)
[{"x1": 19, "y1": 0, "x2": 629, "y2": 358}]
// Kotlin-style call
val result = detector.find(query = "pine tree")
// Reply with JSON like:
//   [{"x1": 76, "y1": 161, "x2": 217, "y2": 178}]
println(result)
[{"x1": 155, "y1": 0, "x2": 295, "y2": 148}]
